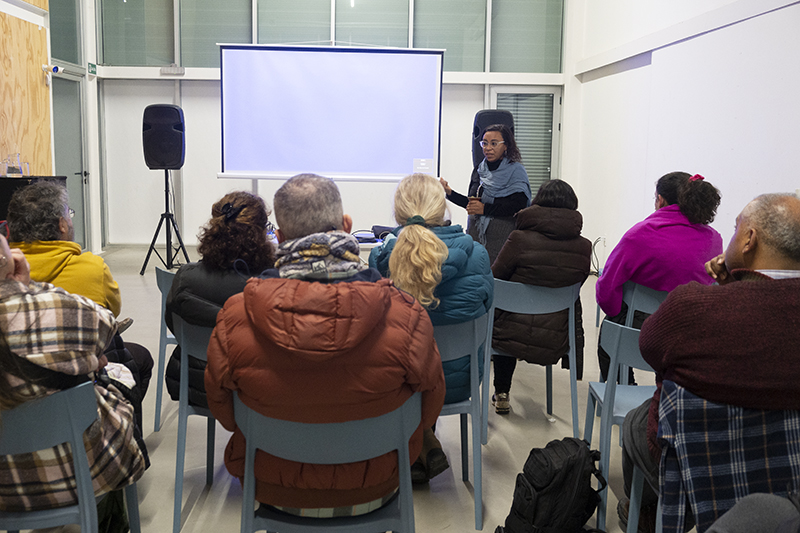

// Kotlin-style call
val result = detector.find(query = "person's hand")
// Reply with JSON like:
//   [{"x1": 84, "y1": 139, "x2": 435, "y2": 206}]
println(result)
[
  {"x1": 439, "y1": 177, "x2": 452, "y2": 196},
  {"x1": 9, "y1": 249, "x2": 30, "y2": 285},
  {"x1": 96, "y1": 354, "x2": 108, "y2": 372},
  {"x1": 705, "y1": 254, "x2": 731, "y2": 284},
  {"x1": 466, "y1": 198, "x2": 485, "y2": 215}
]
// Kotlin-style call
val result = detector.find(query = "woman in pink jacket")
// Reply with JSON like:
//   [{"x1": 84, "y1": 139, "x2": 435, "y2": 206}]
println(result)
[{"x1": 595, "y1": 171, "x2": 722, "y2": 381}]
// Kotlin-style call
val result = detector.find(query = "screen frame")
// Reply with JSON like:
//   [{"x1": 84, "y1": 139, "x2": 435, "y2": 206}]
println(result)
[{"x1": 218, "y1": 43, "x2": 444, "y2": 182}]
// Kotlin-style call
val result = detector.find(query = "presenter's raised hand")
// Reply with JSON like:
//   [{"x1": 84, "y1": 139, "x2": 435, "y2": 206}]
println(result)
[
  {"x1": 705, "y1": 254, "x2": 730, "y2": 284},
  {"x1": 439, "y1": 178, "x2": 452, "y2": 196}
]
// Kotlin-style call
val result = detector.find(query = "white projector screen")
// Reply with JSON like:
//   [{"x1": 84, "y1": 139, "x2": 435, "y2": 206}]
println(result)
[{"x1": 219, "y1": 45, "x2": 444, "y2": 181}]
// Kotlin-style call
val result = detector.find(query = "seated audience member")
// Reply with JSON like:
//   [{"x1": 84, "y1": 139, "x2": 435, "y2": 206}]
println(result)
[
  {"x1": 369, "y1": 172, "x2": 492, "y2": 481},
  {"x1": 595, "y1": 172, "x2": 722, "y2": 382},
  {"x1": 6, "y1": 181, "x2": 153, "y2": 400},
  {"x1": 165, "y1": 191, "x2": 276, "y2": 408},
  {"x1": 618, "y1": 193, "x2": 800, "y2": 532},
  {"x1": 205, "y1": 174, "x2": 445, "y2": 516},
  {"x1": 490, "y1": 179, "x2": 591, "y2": 414},
  {"x1": 0, "y1": 235, "x2": 147, "y2": 512}
]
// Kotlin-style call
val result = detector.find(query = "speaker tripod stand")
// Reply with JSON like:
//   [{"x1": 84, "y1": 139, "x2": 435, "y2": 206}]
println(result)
[{"x1": 140, "y1": 169, "x2": 190, "y2": 275}]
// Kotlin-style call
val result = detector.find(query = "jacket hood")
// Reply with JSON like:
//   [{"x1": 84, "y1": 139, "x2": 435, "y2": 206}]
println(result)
[
  {"x1": 515, "y1": 205, "x2": 583, "y2": 240},
  {"x1": 12, "y1": 241, "x2": 82, "y2": 284},
  {"x1": 241, "y1": 272, "x2": 395, "y2": 361}
]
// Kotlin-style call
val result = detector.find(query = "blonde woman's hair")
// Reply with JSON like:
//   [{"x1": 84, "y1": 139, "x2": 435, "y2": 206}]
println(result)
[{"x1": 388, "y1": 174, "x2": 449, "y2": 308}]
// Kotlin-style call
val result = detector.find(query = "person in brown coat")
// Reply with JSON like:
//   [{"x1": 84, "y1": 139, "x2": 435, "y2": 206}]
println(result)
[{"x1": 490, "y1": 179, "x2": 591, "y2": 414}]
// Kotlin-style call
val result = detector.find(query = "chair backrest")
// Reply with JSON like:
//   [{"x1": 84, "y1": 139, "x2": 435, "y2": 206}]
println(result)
[
  {"x1": 621, "y1": 281, "x2": 668, "y2": 327},
  {"x1": 492, "y1": 279, "x2": 582, "y2": 316},
  {"x1": 658, "y1": 379, "x2": 800, "y2": 532},
  {"x1": 234, "y1": 391, "x2": 421, "y2": 465},
  {"x1": 598, "y1": 321, "x2": 654, "y2": 372},
  {"x1": 171, "y1": 314, "x2": 213, "y2": 362},
  {"x1": 0, "y1": 382, "x2": 99, "y2": 530},
  {"x1": 156, "y1": 266, "x2": 176, "y2": 304},
  {"x1": 433, "y1": 313, "x2": 489, "y2": 364}
]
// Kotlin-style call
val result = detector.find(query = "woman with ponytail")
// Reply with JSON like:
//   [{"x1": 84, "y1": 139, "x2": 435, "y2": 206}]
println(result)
[
  {"x1": 164, "y1": 191, "x2": 276, "y2": 408},
  {"x1": 369, "y1": 173, "x2": 493, "y2": 482},
  {"x1": 596, "y1": 171, "x2": 722, "y2": 381}
]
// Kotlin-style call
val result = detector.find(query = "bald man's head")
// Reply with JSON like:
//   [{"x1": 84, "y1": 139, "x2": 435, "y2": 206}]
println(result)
[{"x1": 725, "y1": 193, "x2": 800, "y2": 272}]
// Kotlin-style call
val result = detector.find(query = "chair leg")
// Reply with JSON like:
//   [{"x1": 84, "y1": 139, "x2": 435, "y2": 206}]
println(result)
[
  {"x1": 545, "y1": 365, "x2": 554, "y2": 422},
  {"x1": 627, "y1": 466, "x2": 644, "y2": 533},
  {"x1": 481, "y1": 350, "x2": 492, "y2": 445},
  {"x1": 206, "y1": 417, "x2": 216, "y2": 486},
  {"x1": 472, "y1": 408, "x2": 483, "y2": 530},
  {"x1": 568, "y1": 353, "x2": 579, "y2": 439},
  {"x1": 154, "y1": 334, "x2": 168, "y2": 432},
  {"x1": 595, "y1": 410, "x2": 613, "y2": 531},
  {"x1": 584, "y1": 394, "x2": 596, "y2": 445},
  {"x1": 125, "y1": 483, "x2": 141, "y2": 533},
  {"x1": 453, "y1": 413, "x2": 465, "y2": 482},
  {"x1": 173, "y1": 405, "x2": 188, "y2": 533}
]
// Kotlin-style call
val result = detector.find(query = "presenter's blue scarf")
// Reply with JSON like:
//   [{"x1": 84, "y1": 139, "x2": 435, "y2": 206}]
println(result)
[{"x1": 476, "y1": 157, "x2": 531, "y2": 205}]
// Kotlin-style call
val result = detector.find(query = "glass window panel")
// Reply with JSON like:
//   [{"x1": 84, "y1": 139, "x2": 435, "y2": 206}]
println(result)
[
  {"x1": 50, "y1": 0, "x2": 80, "y2": 65},
  {"x1": 491, "y1": 0, "x2": 563, "y2": 73},
  {"x1": 181, "y1": 0, "x2": 252, "y2": 68},
  {"x1": 335, "y1": 0, "x2": 408, "y2": 48},
  {"x1": 497, "y1": 93, "x2": 554, "y2": 191},
  {"x1": 100, "y1": 0, "x2": 174, "y2": 66},
  {"x1": 258, "y1": 0, "x2": 331, "y2": 45},
  {"x1": 414, "y1": 0, "x2": 485, "y2": 72}
]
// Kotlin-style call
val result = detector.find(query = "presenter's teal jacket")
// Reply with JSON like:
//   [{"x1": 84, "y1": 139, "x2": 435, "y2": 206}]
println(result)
[{"x1": 370, "y1": 224, "x2": 493, "y2": 403}]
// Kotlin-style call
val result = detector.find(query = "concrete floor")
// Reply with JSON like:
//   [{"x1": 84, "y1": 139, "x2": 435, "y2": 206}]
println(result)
[{"x1": 42, "y1": 244, "x2": 641, "y2": 533}]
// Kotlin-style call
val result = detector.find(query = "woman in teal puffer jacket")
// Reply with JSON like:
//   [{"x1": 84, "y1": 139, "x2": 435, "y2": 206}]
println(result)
[{"x1": 369, "y1": 173, "x2": 493, "y2": 482}]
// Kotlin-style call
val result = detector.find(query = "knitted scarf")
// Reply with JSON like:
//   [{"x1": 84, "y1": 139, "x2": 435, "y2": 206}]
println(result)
[
  {"x1": 476, "y1": 157, "x2": 531, "y2": 204},
  {"x1": 275, "y1": 232, "x2": 366, "y2": 280}
]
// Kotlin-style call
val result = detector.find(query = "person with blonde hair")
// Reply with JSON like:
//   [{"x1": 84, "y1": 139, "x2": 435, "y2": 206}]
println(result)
[{"x1": 370, "y1": 172, "x2": 493, "y2": 482}]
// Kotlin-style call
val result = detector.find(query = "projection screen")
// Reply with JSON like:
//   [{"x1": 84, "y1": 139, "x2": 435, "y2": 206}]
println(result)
[{"x1": 219, "y1": 44, "x2": 444, "y2": 181}]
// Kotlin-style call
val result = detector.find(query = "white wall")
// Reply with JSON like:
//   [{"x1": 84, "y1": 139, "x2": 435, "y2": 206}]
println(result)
[
  {"x1": 103, "y1": 80, "x2": 484, "y2": 244},
  {"x1": 574, "y1": 1, "x2": 800, "y2": 262}
]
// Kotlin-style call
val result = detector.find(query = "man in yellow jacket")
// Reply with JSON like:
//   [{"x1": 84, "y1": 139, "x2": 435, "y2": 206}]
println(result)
[
  {"x1": 6, "y1": 180, "x2": 152, "y2": 397},
  {"x1": 7, "y1": 182, "x2": 121, "y2": 315}
]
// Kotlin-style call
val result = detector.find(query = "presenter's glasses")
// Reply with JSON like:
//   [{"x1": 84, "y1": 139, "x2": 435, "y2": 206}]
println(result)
[{"x1": 479, "y1": 140, "x2": 505, "y2": 148}]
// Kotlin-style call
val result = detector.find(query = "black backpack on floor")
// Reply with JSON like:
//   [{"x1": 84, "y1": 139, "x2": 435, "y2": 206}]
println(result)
[{"x1": 495, "y1": 437, "x2": 607, "y2": 533}]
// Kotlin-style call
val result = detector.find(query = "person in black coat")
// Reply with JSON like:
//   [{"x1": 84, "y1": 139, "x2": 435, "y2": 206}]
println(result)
[
  {"x1": 164, "y1": 191, "x2": 276, "y2": 408},
  {"x1": 490, "y1": 179, "x2": 591, "y2": 414}
]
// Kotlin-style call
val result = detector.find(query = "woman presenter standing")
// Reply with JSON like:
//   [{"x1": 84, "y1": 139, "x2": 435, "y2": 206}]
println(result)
[{"x1": 440, "y1": 123, "x2": 531, "y2": 262}]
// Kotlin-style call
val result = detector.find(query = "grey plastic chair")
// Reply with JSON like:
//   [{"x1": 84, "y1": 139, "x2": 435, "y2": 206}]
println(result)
[
  {"x1": 433, "y1": 312, "x2": 489, "y2": 530},
  {"x1": 586, "y1": 321, "x2": 656, "y2": 531},
  {"x1": 171, "y1": 314, "x2": 216, "y2": 533},
  {"x1": 483, "y1": 279, "x2": 584, "y2": 442},
  {"x1": 0, "y1": 381, "x2": 141, "y2": 533},
  {"x1": 628, "y1": 465, "x2": 663, "y2": 533},
  {"x1": 234, "y1": 391, "x2": 421, "y2": 533},
  {"x1": 154, "y1": 266, "x2": 178, "y2": 432}
]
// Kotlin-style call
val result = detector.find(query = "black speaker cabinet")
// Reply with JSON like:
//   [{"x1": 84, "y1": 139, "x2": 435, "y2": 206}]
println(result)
[
  {"x1": 142, "y1": 104, "x2": 185, "y2": 170},
  {"x1": 472, "y1": 110, "x2": 514, "y2": 168}
]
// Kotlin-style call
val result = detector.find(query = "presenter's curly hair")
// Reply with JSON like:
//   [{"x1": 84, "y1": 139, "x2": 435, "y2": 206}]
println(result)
[
  {"x1": 7, "y1": 181, "x2": 69, "y2": 242},
  {"x1": 483, "y1": 124, "x2": 522, "y2": 163},
  {"x1": 656, "y1": 171, "x2": 721, "y2": 225},
  {"x1": 388, "y1": 174, "x2": 449, "y2": 309},
  {"x1": 197, "y1": 191, "x2": 276, "y2": 272}
]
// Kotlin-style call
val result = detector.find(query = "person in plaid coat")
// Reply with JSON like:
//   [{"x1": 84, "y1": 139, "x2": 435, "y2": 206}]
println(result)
[{"x1": 0, "y1": 235, "x2": 147, "y2": 512}]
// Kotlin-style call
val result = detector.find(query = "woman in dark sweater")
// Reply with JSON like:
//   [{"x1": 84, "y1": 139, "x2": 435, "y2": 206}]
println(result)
[
  {"x1": 440, "y1": 123, "x2": 531, "y2": 263},
  {"x1": 489, "y1": 179, "x2": 591, "y2": 414},
  {"x1": 164, "y1": 191, "x2": 276, "y2": 407}
]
